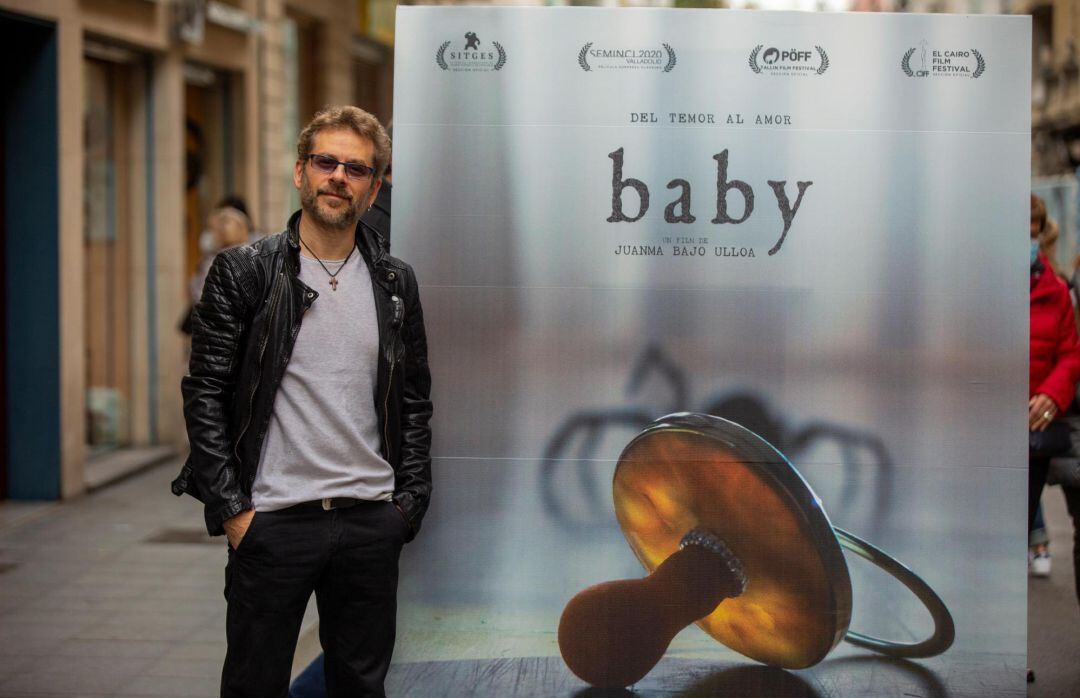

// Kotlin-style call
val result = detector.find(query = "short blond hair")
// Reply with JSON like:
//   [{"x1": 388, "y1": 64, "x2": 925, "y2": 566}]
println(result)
[
  {"x1": 296, "y1": 105, "x2": 391, "y2": 180},
  {"x1": 208, "y1": 206, "x2": 251, "y2": 248}
]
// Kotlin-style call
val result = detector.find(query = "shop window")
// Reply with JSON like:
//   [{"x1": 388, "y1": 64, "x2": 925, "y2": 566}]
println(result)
[
  {"x1": 84, "y1": 57, "x2": 134, "y2": 454},
  {"x1": 282, "y1": 13, "x2": 321, "y2": 222}
]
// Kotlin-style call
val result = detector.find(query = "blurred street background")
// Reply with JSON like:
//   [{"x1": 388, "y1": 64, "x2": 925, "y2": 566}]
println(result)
[{"x1": 0, "y1": 0, "x2": 1077, "y2": 695}]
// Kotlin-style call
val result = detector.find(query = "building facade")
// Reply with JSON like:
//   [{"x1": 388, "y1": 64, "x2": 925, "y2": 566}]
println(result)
[
  {"x1": 0, "y1": 0, "x2": 394, "y2": 500},
  {"x1": 1021, "y1": 0, "x2": 1080, "y2": 177}
]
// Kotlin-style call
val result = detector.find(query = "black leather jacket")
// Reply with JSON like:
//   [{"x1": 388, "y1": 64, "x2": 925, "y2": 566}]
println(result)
[{"x1": 172, "y1": 210, "x2": 432, "y2": 540}]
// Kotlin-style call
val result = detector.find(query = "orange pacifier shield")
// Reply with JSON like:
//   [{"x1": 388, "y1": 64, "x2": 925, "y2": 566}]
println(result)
[{"x1": 613, "y1": 412, "x2": 851, "y2": 669}]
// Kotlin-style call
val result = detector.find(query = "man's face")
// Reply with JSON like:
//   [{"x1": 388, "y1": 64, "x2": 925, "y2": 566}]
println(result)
[{"x1": 294, "y1": 128, "x2": 381, "y2": 230}]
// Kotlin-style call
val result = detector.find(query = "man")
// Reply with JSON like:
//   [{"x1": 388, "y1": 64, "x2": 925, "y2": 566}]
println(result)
[
  {"x1": 172, "y1": 106, "x2": 432, "y2": 697},
  {"x1": 289, "y1": 122, "x2": 394, "y2": 698},
  {"x1": 291, "y1": 125, "x2": 395, "y2": 698}
]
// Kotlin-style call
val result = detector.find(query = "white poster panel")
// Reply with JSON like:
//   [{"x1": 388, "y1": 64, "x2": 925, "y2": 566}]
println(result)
[{"x1": 391, "y1": 8, "x2": 1029, "y2": 696}]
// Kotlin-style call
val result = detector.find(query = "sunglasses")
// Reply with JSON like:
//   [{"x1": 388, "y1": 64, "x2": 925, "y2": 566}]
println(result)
[{"x1": 304, "y1": 153, "x2": 376, "y2": 181}]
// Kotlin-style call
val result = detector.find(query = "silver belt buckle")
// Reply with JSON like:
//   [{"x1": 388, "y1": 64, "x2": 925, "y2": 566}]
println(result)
[{"x1": 321, "y1": 498, "x2": 333, "y2": 511}]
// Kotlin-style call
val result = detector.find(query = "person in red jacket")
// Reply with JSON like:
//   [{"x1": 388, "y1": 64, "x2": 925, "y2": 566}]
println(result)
[{"x1": 1029, "y1": 194, "x2": 1080, "y2": 533}]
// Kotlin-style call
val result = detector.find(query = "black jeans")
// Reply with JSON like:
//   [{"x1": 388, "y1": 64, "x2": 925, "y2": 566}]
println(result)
[
  {"x1": 1029, "y1": 422, "x2": 1071, "y2": 533},
  {"x1": 221, "y1": 500, "x2": 408, "y2": 698},
  {"x1": 1030, "y1": 456, "x2": 1051, "y2": 533}
]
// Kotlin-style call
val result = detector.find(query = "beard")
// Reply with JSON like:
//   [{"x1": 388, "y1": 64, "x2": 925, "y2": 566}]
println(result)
[{"x1": 299, "y1": 171, "x2": 370, "y2": 230}]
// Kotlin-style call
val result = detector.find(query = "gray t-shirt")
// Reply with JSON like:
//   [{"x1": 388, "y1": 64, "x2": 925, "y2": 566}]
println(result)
[{"x1": 252, "y1": 249, "x2": 394, "y2": 511}]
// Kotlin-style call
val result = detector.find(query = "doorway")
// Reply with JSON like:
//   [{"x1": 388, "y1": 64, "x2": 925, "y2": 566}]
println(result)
[{"x1": 0, "y1": 12, "x2": 60, "y2": 499}]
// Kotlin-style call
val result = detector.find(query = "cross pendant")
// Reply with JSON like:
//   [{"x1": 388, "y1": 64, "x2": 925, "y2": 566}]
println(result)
[{"x1": 329, "y1": 277, "x2": 339, "y2": 291}]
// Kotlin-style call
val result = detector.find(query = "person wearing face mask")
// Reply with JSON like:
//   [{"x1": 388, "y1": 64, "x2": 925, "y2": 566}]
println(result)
[
  {"x1": 193, "y1": 207, "x2": 252, "y2": 299},
  {"x1": 1030, "y1": 217, "x2": 1069, "y2": 577},
  {"x1": 1028, "y1": 194, "x2": 1080, "y2": 547},
  {"x1": 181, "y1": 205, "x2": 252, "y2": 336}
]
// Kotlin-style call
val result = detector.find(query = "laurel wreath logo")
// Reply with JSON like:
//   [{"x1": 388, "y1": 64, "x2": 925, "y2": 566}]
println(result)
[
  {"x1": 900, "y1": 46, "x2": 983, "y2": 78},
  {"x1": 972, "y1": 48, "x2": 985, "y2": 78},
  {"x1": 578, "y1": 42, "x2": 592, "y2": 72},
  {"x1": 901, "y1": 48, "x2": 915, "y2": 77},
  {"x1": 663, "y1": 43, "x2": 677, "y2": 73},
  {"x1": 436, "y1": 41, "x2": 450, "y2": 71},
  {"x1": 815, "y1": 45, "x2": 829, "y2": 75},
  {"x1": 749, "y1": 45, "x2": 763, "y2": 74},
  {"x1": 435, "y1": 39, "x2": 504, "y2": 71}
]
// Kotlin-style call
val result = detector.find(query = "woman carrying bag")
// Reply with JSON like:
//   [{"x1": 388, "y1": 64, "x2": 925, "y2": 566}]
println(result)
[{"x1": 1029, "y1": 195, "x2": 1080, "y2": 537}]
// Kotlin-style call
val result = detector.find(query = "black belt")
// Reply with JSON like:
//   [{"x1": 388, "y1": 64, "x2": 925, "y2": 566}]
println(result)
[{"x1": 300, "y1": 497, "x2": 364, "y2": 511}]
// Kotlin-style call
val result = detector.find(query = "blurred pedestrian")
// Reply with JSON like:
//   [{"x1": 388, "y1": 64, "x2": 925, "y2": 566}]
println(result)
[
  {"x1": 191, "y1": 206, "x2": 251, "y2": 301},
  {"x1": 1030, "y1": 216, "x2": 1068, "y2": 576},
  {"x1": 180, "y1": 205, "x2": 251, "y2": 336},
  {"x1": 1029, "y1": 195, "x2": 1080, "y2": 541}
]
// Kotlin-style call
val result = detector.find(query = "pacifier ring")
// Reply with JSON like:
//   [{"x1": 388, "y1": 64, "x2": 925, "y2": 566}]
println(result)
[{"x1": 835, "y1": 527, "x2": 955, "y2": 658}]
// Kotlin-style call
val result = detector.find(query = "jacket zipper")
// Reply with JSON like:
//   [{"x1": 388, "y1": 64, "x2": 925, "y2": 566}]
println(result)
[
  {"x1": 233, "y1": 272, "x2": 284, "y2": 465},
  {"x1": 383, "y1": 347, "x2": 396, "y2": 462},
  {"x1": 383, "y1": 294, "x2": 404, "y2": 462}
]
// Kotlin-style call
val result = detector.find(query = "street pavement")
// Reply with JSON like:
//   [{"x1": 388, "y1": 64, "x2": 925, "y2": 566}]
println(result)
[
  {"x1": 0, "y1": 458, "x2": 1075, "y2": 696},
  {"x1": 0, "y1": 458, "x2": 316, "y2": 697},
  {"x1": 1028, "y1": 484, "x2": 1080, "y2": 698}
]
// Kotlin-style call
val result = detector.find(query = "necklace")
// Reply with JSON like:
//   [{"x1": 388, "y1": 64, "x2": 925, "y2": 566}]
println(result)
[{"x1": 299, "y1": 236, "x2": 356, "y2": 291}]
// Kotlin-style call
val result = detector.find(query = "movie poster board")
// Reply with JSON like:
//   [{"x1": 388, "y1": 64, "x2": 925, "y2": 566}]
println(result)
[{"x1": 391, "y1": 7, "x2": 1029, "y2": 696}]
